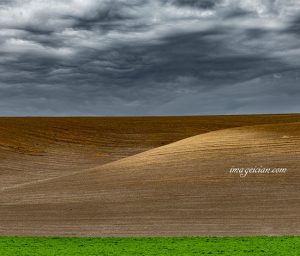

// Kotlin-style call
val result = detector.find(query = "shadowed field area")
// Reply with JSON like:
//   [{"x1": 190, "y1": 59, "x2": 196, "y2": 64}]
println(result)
[
  {"x1": 0, "y1": 236, "x2": 299, "y2": 256},
  {"x1": 0, "y1": 114, "x2": 299, "y2": 236},
  {"x1": 1, "y1": 115, "x2": 300, "y2": 189}
]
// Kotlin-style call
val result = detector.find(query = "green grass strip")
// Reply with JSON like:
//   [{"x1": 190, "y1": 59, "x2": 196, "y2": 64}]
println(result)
[{"x1": 0, "y1": 236, "x2": 299, "y2": 256}]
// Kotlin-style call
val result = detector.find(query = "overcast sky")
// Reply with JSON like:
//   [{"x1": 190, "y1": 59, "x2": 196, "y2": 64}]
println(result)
[{"x1": 0, "y1": 0, "x2": 299, "y2": 116}]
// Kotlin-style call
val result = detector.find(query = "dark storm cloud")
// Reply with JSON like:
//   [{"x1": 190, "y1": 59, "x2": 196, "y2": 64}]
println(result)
[
  {"x1": 0, "y1": 0, "x2": 299, "y2": 116},
  {"x1": 163, "y1": 0, "x2": 220, "y2": 9},
  {"x1": 286, "y1": 15, "x2": 300, "y2": 35}
]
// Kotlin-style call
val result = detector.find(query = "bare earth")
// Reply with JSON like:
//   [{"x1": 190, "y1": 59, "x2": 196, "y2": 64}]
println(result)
[{"x1": 0, "y1": 114, "x2": 299, "y2": 236}]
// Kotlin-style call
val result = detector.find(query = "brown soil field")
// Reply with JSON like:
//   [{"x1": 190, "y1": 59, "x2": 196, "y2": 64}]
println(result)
[{"x1": 0, "y1": 114, "x2": 299, "y2": 236}]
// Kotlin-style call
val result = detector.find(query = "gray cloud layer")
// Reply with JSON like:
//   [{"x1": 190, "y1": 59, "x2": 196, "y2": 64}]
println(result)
[{"x1": 0, "y1": 0, "x2": 299, "y2": 116}]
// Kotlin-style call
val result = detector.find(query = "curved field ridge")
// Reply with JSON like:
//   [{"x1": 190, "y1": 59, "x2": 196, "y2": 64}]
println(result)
[
  {"x1": 0, "y1": 119, "x2": 299, "y2": 237},
  {"x1": 1, "y1": 115, "x2": 300, "y2": 189}
]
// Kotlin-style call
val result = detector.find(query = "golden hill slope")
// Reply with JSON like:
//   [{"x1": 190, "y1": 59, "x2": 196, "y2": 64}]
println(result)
[
  {"x1": 0, "y1": 122, "x2": 299, "y2": 236},
  {"x1": 1, "y1": 114, "x2": 300, "y2": 189}
]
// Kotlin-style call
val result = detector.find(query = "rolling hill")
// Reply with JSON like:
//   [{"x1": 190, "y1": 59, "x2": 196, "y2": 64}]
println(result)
[
  {"x1": 1, "y1": 114, "x2": 300, "y2": 189},
  {"x1": 0, "y1": 117, "x2": 299, "y2": 236}
]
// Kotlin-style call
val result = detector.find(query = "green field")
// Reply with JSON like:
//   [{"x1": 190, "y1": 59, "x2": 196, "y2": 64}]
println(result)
[{"x1": 0, "y1": 237, "x2": 299, "y2": 256}]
